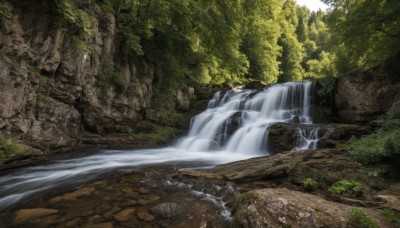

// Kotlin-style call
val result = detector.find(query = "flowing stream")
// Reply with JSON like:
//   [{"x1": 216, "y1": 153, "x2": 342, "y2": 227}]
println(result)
[{"x1": 0, "y1": 81, "x2": 320, "y2": 210}]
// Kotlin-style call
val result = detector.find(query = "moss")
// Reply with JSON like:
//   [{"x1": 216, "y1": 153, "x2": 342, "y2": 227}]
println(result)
[
  {"x1": 138, "y1": 127, "x2": 182, "y2": 145},
  {"x1": 0, "y1": 134, "x2": 25, "y2": 165},
  {"x1": 328, "y1": 180, "x2": 362, "y2": 197},
  {"x1": 301, "y1": 178, "x2": 319, "y2": 192},
  {"x1": 117, "y1": 125, "x2": 133, "y2": 135},
  {"x1": 230, "y1": 192, "x2": 253, "y2": 209},
  {"x1": 348, "y1": 208, "x2": 378, "y2": 228}
]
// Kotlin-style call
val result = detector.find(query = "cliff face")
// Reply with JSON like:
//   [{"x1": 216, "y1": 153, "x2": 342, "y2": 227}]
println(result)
[
  {"x1": 334, "y1": 54, "x2": 400, "y2": 123},
  {"x1": 0, "y1": 2, "x2": 156, "y2": 150}
]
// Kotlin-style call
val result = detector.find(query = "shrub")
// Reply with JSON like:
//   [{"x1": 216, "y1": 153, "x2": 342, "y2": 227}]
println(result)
[
  {"x1": 346, "y1": 109, "x2": 400, "y2": 176},
  {"x1": 328, "y1": 180, "x2": 362, "y2": 196},
  {"x1": 0, "y1": 134, "x2": 25, "y2": 165},
  {"x1": 348, "y1": 208, "x2": 378, "y2": 228},
  {"x1": 301, "y1": 178, "x2": 318, "y2": 192}
]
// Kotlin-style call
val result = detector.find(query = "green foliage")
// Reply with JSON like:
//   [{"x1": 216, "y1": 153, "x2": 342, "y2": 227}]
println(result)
[
  {"x1": 348, "y1": 208, "x2": 378, "y2": 228},
  {"x1": 56, "y1": 0, "x2": 92, "y2": 33},
  {"x1": 324, "y1": 0, "x2": 400, "y2": 71},
  {"x1": 231, "y1": 192, "x2": 253, "y2": 209},
  {"x1": 328, "y1": 180, "x2": 362, "y2": 196},
  {"x1": 301, "y1": 178, "x2": 318, "y2": 192},
  {"x1": 0, "y1": 134, "x2": 25, "y2": 165},
  {"x1": 142, "y1": 127, "x2": 181, "y2": 145},
  {"x1": 347, "y1": 109, "x2": 400, "y2": 176},
  {"x1": 104, "y1": 66, "x2": 127, "y2": 94},
  {"x1": 382, "y1": 209, "x2": 400, "y2": 224},
  {"x1": 117, "y1": 125, "x2": 133, "y2": 134}
]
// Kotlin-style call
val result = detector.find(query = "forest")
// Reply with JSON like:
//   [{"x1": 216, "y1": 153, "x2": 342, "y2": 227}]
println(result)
[{"x1": 58, "y1": 0, "x2": 399, "y2": 86}]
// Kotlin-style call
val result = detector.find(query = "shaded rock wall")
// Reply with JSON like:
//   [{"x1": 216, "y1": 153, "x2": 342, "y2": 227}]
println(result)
[
  {"x1": 0, "y1": 2, "x2": 164, "y2": 150},
  {"x1": 334, "y1": 54, "x2": 400, "y2": 123}
]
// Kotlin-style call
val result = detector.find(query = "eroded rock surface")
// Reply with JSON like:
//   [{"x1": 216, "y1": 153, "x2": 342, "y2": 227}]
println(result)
[
  {"x1": 335, "y1": 54, "x2": 400, "y2": 123},
  {"x1": 235, "y1": 188, "x2": 388, "y2": 228}
]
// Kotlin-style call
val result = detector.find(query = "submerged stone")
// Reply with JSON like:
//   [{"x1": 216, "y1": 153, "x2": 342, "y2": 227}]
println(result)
[{"x1": 14, "y1": 208, "x2": 59, "y2": 224}]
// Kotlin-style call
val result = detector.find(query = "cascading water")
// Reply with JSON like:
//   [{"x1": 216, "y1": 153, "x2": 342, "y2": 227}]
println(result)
[
  {"x1": 0, "y1": 81, "x2": 321, "y2": 210},
  {"x1": 175, "y1": 81, "x2": 314, "y2": 154}
]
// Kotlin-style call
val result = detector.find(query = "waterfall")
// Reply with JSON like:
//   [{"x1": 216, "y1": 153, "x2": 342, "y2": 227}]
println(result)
[
  {"x1": 293, "y1": 128, "x2": 320, "y2": 151},
  {"x1": 0, "y1": 81, "x2": 322, "y2": 209},
  {"x1": 174, "y1": 81, "x2": 315, "y2": 154}
]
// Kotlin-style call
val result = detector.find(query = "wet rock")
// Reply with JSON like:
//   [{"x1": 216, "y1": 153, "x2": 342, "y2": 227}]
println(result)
[
  {"x1": 49, "y1": 187, "x2": 95, "y2": 204},
  {"x1": 235, "y1": 188, "x2": 389, "y2": 227},
  {"x1": 138, "y1": 187, "x2": 150, "y2": 194},
  {"x1": 65, "y1": 217, "x2": 85, "y2": 228},
  {"x1": 137, "y1": 211, "x2": 155, "y2": 222},
  {"x1": 267, "y1": 123, "x2": 373, "y2": 154},
  {"x1": 113, "y1": 208, "x2": 136, "y2": 222},
  {"x1": 150, "y1": 202, "x2": 182, "y2": 218},
  {"x1": 122, "y1": 187, "x2": 138, "y2": 197},
  {"x1": 178, "y1": 149, "x2": 357, "y2": 183},
  {"x1": 14, "y1": 208, "x2": 58, "y2": 224},
  {"x1": 103, "y1": 207, "x2": 121, "y2": 219},
  {"x1": 92, "y1": 223, "x2": 113, "y2": 228}
]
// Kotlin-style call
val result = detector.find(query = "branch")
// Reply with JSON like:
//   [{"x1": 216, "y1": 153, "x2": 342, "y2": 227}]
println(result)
[{"x1": 376, "y1": 28, "x2": 400, "y2": 39}]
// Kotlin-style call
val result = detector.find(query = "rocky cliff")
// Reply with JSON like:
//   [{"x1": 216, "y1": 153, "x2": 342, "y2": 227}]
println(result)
[
  {"x1": 0, "y1": 1, "x2": 199, "y2": 152},
  {"x1": 334, "y1": 53, "x2": 400, "y2": 123}
]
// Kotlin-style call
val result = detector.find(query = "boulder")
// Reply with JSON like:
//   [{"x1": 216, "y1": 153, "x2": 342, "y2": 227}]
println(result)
[{"x1": 235, "y1": 188, "x2": 388, "y2": 228}]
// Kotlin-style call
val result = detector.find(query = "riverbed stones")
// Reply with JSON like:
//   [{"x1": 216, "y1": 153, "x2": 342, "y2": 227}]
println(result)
[
  {"x1": 137, "y1": 211, "x2": 155, "y2": 222},
  {"x1": 113, "y1": 208, "x2": 136, "y2": 222},
  {"x1": 49, "y1": 187, "x2": 95, "y2": 204},
  {"x1": 14, "y1": 208, "x2": 59, "y2": 224}
]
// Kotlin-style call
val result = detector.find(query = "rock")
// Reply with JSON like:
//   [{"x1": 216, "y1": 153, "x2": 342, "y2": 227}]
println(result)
[
  {"x1": 178, "y1": 149, "x2": 357, "y2": 183},
  {"x1": 243, "y1": 80, "x2": 268, "y2": 90},
  {"x1": 267, "y1": 123, "x2": 373, "y2": 154},
  {"x1": 150, "y1": 202, "x2": 182, "y2": 218},
  {"x1": 103, "y1": 207, "x2": 121, "y2": 219},
  {"x1": 122, "y1": 187, "x2": 138, "y2": 197},
  {"x1": 138, "y1": 187, "x2": 149, "y2": 194},
  {"x1": 0, "y1": 1, "x2": 157, "y2": 151},
  {"x1": 235, "y1": 188, "x2": 388, "y2": 227},
  {"x1": 176, "y1": 86, "x2": 195, "y2": 111},
  {"x1": 335, "y1": 54, "x2": 400, "y2": 123},
  {"x1": 49, "y1": 187, "x2": 95, "y2": 204},
  {"x1": 375, "y1": 195, "x2": 400, "y2": 211},
  {"x1": 14, "y1": 208, "x2": 59, "y2": 224},
  {"x1": 92, "y1": 223, "x2": 113, "y2": 228},
  {"x1": 137, "y1": 211, "x2": 155, "y2": 222},
  {"x1": 113, "y1": 208, "x2": 136, "y2": 222}
]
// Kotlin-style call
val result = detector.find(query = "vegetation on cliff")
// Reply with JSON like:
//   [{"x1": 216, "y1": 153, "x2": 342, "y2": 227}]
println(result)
[
  {"x1": 347, "y1": 109, "x2": 400, "y2": 178},
  {"x1": 0, "y1": 134, "x2": 25, "y2": 165}
]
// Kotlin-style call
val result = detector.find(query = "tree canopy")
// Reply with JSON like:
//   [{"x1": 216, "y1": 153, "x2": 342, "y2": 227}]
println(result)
[{"x1": 52, "y1": 0, "x2": 400, "y2": 88}]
